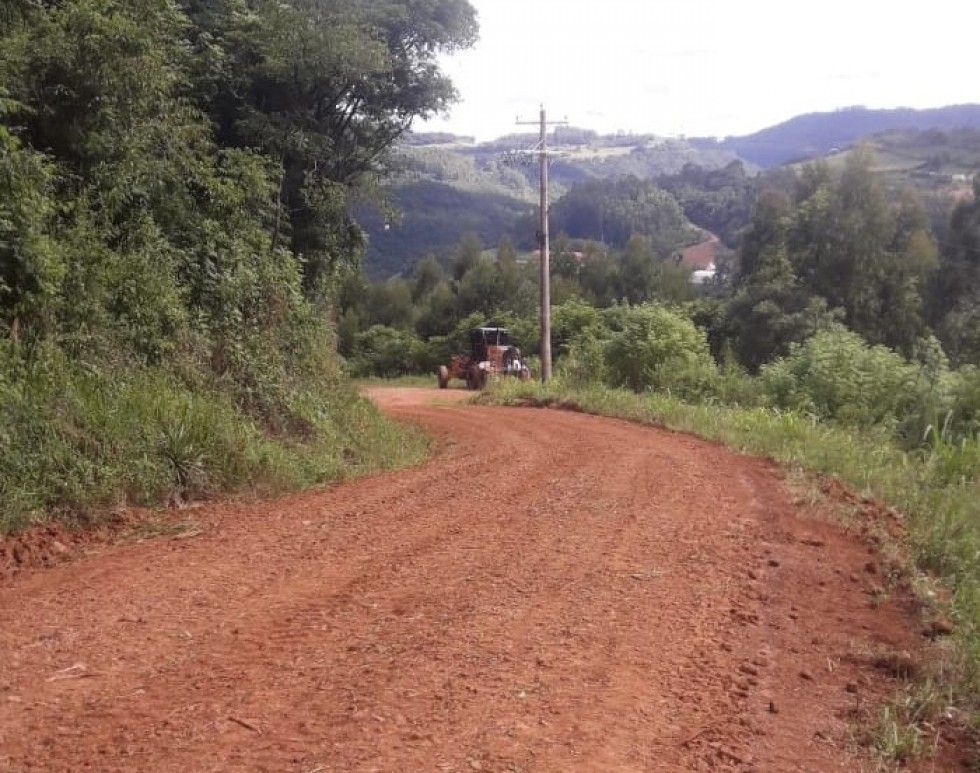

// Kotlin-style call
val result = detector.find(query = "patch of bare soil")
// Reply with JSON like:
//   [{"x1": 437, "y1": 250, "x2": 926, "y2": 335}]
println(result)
[{"x1": 0, "y1": 388, "x2": 963, "y2": 770}]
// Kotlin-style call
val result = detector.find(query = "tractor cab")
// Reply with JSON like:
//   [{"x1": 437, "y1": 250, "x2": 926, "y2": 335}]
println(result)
[{"x1": 470, "y1": 327, "x2": 512, "y2": 362}]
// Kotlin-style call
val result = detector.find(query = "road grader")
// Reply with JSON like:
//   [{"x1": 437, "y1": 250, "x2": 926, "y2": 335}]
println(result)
[{"x1": 437, "y1": 326, "x2": 531, "y2": 390}]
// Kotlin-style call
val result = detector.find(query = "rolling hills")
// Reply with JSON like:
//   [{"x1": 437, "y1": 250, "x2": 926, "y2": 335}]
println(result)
[
  {"x1": 691, "y1": 104, "x2": 980, "y2": 168},
  {"x1": 362, "y1": 105, "x2": 980, "y2": 277}
]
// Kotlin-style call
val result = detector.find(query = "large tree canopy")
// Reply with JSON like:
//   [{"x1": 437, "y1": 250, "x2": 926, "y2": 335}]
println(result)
[
  {"x1": 730, "y1": 148, "x2": 938, "y2": 363},
  {"x1": 930, "y1": 177, "x2": 980, "y2": 364},
  {"x1": 180, "y1": 0, "x2": 478, "y2": 288},
  {"x1": 0, "y1": 0, "x2": 479, "y2": 355}
]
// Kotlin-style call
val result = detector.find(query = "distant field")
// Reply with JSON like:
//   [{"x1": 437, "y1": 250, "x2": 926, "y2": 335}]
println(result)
[
  {"x1": 560, "y1": 145, "x2": 636, "y2": 161},
  {"x1": 789, "y1": 131, "x2": 979, "y2": 218}
]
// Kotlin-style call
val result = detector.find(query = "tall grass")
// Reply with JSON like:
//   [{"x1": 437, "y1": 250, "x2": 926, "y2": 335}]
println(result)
[
  {"x1": 482, "y1": 378, "x2": 980, "y2": 724},
  {"x1": 0, "y1": 354, "x2": 427, "y2": 534}
]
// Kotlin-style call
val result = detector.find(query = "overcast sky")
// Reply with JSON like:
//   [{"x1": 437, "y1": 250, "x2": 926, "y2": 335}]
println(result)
[{"x1": 419, "y1": 0, "x2": 979, "y2": 140}]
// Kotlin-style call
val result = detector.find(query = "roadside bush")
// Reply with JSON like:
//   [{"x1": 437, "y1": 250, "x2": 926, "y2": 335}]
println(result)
[
  {"x1": 760, "y1": 326, "x2": 924, "y2": 429},
  {"x1": 604, "y1": 305, "x2": 717, "y2": 396},
  {"x1": 552, "y1": 299, "x2": 604, "y2": 356},
  {"x1": 347, "y1": 325, "x2": 427, "y2": 377},
  {"x1": 556, "y1": 329, "x2": 609, "y2": 387},
  {"x1": 710, "y1": 363, "x2": 764, "y2": 407},
  {"x1": 948, "y1": 366, "x2": 980, "y2": 438},
  {"x1": 0, "y1": 342, "x2": 426, "y2": 533}
]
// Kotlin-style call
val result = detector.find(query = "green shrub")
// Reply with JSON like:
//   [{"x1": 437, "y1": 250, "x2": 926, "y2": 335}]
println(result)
[
  {"x1": 604, "y1": 305, "x2": 717, "y2": 396},
  {"x1": 552, "y1": 299, "x2": 604, "y2": 356},
  {"x1": 760, "y1": 326, "x2": 924, "y2": 429},
  {"x1": 347, "y1": 325, "x2": 427, "y2": 377},
  {"x1": 556, "y1": 330, "x2": 609, "y2": 387},
  {"x1": 948, "y1": 366, "x2": 980, "y2": 438}
]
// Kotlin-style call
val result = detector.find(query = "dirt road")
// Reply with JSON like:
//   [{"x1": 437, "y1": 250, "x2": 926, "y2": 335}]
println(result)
[{"x1": 0, "y1": 388, "x2": 924, "y2": 771}]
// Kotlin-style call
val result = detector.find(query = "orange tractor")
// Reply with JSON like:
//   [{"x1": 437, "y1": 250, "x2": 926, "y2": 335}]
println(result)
[{"x1": 437, "y1": 327, "x2": 531, "y2": 390}]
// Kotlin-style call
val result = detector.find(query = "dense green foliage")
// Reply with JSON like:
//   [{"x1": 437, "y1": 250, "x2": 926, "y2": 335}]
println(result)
[
  {"x1": 546, "y1": 176, "x2": 698, "y2": 252},
  {"x1": 656, "y1": 161, "x2": 757, "y2": 248},
  {"x1": 338, "y1": 230, "x2": 714, "y2": 377},
  {"x1": 932, "y1": 178, "x2": 980, "y2": 365},
  {"x1": 358, "y1": 181, "x2": 533, "y2": 278},
  {"x1": 727, "y1": 149, "x2": 941, "y2": 368},
  {"x1": 348, "y1": 151, "x2": 980, "y2": 417},
  {"x1": 0, "y1": 341, "x2": 424, "y2": 532},
  {"x1": 0, "y1": 0, "x2": 476, "y2": 529},
  {"x1": 539, "y1": 305, "x2": 979, "y2": 453},
  {"x1": 602, "y1": 306, "x2": 716, "y2": 393}
]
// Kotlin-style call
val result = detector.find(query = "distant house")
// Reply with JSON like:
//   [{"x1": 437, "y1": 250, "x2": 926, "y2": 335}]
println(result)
[{"x1": 677, "y1": 237, "x2": 718, "y2": 285}]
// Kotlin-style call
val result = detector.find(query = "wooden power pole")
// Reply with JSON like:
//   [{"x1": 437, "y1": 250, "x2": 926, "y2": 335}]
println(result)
[{"x1": 517, "y1": 106, "x2": 567, "y2": 383}]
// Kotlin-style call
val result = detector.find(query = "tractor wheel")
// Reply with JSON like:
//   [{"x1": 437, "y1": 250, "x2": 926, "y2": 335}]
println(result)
[
  {"x1": 437, "y1": 365, "x2": 450, "y2": 389},
  {"x1": 467, "y1": 366, "x2": 485, "y2": 391}
]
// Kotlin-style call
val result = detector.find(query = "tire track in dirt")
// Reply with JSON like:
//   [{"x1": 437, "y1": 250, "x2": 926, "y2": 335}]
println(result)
[{"x1": 0, "y1": 388, "x2": 925, "y2": 771}]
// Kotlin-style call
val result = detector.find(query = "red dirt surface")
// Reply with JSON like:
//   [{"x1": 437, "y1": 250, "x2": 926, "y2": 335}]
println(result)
[{"x1": 0, "y1": 388, "x2": 947, "y2": 771}]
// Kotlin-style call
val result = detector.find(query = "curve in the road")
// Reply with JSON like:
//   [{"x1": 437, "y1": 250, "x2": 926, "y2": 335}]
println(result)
[{"x1": 0, "y1": 388, "x2": 923, "y2": 771}]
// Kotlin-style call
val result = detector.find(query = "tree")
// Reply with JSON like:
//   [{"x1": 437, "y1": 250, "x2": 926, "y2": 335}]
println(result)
[
  {"x1": 365, "y1": 279, "x2": 416, "y2": 330},
  {"x1": 657, "y1": 160, "x2": 755, "y2": 248},
  {"x1": 411, "y1": 254, "x2": 444, "y2": 300},
  {"x1": 727, "y1": 189, "x2": 837, "y2": 370},
  {"x1": 549, "y1": 176, "x2": 697, "y2": 253},
  {"x1": 578, "y1": 246, "x2": 618, "y2": 307},
  {"x1": 456, "y1": 256, "x2": 520, "y2": 318},
  {"x1": 182, "y1": 0, "x2": 479, "y2": 292},
  {"x1": 452, "y1": 232, "x2": 482, "y2": 280},
  {"x1": 728, "y1": 243, "x2": 838, "y2": 372},
  {"x1": 932, "y1": 176, "x2": 980, "y2": 364},
  {"x1": 496, "y1": 235, "x2": 517, "y2": 266},
  {"x1": 787, "y1": 148, "x2": 934, "y2": 355},
  {"x1": 604, "y1": 305, "x2": 716, "y2": 394},
  {"x1": 0, "y1": 133, "x2": 61, "y2": 338},
  {"x1": 618, "y1": 236, "x2": 656, "y2": 304},
  {"x1": 650, "y1": 260, "x2": 693, "y2": 304}
]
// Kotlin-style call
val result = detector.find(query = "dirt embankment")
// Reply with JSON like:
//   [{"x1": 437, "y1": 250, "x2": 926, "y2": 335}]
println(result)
[{"x1": 0, "y1": 388, "x2": 950, "y2": 770}]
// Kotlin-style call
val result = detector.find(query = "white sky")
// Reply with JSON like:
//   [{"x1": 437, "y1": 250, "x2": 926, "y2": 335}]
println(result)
[{"x1": 419, "y1": 0, "x2": 980, "y2": 140}]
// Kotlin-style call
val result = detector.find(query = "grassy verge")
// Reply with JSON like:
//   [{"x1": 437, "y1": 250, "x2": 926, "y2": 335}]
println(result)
[
  {"x1": 480, "y1": 378, "x2": 980, "y2": 757},
  {"x1": 1, "y1": 362, "x2": 428, "y2": 534}
]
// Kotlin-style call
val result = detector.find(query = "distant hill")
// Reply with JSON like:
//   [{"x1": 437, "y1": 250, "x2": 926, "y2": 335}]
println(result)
[
  {"x1": 362, "y1": 131, "x2": 741, "y2": 275},
  {"x1": 692, "y1": 105, "x2": 980, "y2": 168},
  {"x1": 363, "y1": 107, "x2": 980, "y2": 277}
]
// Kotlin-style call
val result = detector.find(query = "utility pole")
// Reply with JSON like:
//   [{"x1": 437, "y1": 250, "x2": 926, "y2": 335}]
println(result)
[{"x1": 517, "y1": 106, "x2": 567, "y2": 383}]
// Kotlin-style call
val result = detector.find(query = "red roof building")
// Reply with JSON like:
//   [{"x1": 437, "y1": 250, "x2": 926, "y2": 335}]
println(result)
[{"x1": 678, "y1": 238, "x2": 718, "y2": 271}]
